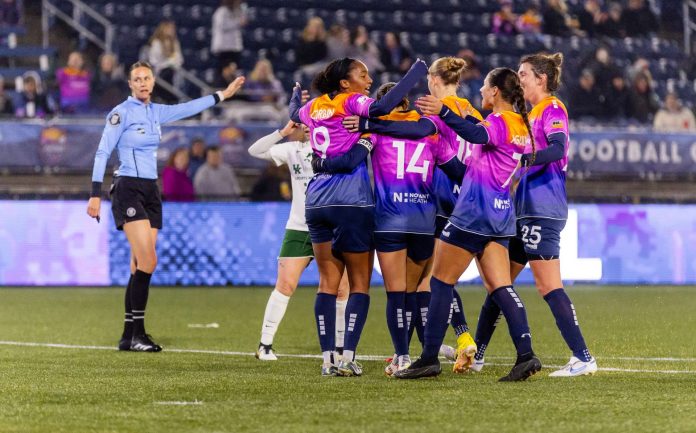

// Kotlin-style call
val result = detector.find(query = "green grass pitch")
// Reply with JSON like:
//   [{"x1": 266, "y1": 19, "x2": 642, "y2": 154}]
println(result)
[{"x1": 0, "y1": 285, "x2": 695, "y2": 433}]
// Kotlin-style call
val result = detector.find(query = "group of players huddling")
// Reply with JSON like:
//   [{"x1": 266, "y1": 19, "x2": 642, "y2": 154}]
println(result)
[
  {"x1": 254, "y1": 52, "x2": 598, "y2": 381},
  {"x1": 87, "y1": 46, "x2": 597, "y2": 382}
]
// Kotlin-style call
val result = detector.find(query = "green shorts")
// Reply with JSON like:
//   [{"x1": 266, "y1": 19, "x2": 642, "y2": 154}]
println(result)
[{"x1": 278, "y1": 229, "x2": 314, "y2": 258}]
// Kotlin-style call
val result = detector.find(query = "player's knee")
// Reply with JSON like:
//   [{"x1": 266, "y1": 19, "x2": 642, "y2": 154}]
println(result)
[
  {"x1": 275, "y1": 279, "x2": 296, "y2": 296},
  {"x1": 138, "y1": 252, "x2": 157, "y2": 273}
]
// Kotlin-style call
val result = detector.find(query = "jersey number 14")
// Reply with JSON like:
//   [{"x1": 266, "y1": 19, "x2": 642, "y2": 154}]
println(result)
[{"x1": 393, "y1": 141, "x2": 431, "y2": 182}]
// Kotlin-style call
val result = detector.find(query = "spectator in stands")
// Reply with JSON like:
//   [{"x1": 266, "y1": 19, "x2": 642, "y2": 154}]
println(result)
[
  {"x1": 597, "y1": 2, "x2": 625, "y2": 38},
  {"x1": 577, "y1": 0, "x2": 605, "y2": 37},
  {"x1": 568, "y1": 69, "x2": 603, "y2": 119},
  {"x1": 653, "y1": 92, "x2": 696, "y2": 132},
  {"x1": 492, "y1": 0, "x2": 518, "y2": 35},
  {"x1": 56, "y1": 51, "x2": 91, "y2": 113},
  {"x1": 147, "y1": 20, "x2": 183, "y2": 103},
  {"x1": 213, "y1": 61, "x2": 243, "y2": 94},
  {"x1": 296, "y1": 17, "x2": 328, "y2": 69},
  {"x1": 379, "y1": 32, "x2": 413, "y2": 74},
  {"x1": 622, "y1": 0, "x2": 659, "y2": 37},
  {"x1": 211, "y1": 0, "x2": 247, "y2": 76},
  {"x1": 516, "y1": 2, "x2": 542, "y2": 34},
  {"x1": 542, "y1": 0, "x2": 579, "y2": 37},
  {"x1": 251, "y1": 164, "x2": 291, "y2": 202},
  {"x1": 602, "y1": 73, "x2": 631, "y2": 120},
  {"x1": 15, "y1": 74, "x2": 54, "y2": 119},
  {"x1": 584, "y1": 46, "x2": 619, "y2": 94},
  {"x1": 188, "y1": 137, "x2": 207, "y2": 180},
  {"x1": 245, "y1": 59, "x2": 285, "y2": 105},
  {"x1": 349, "y1": 25, "x2": 383, "y2": 73},
  {"x1": 627, "y1": 56, "x2": 653, "y2": 84},
  {"x1": 326, "y1": 24, "x2": 351, "y2": 60},
  {"x1": 0, "y1": 75, "x2": 14, "y2": 116},
  {"x1": 162, "y1": 147, "x2": 194, "y2": 202},
  {"x1": 456, "y1": 48, "x2": 484, "y2": 109},
  {"x1": 627, "y1": 72, "x2": 659, "y2": 123},
  {"x1": 0, "y1": 0, "x2": 19, "y2": 25},
  {"x1": 91, "y1": 52, "x2": 126, "y2": 113},
  {"x1": 193, "y1": 146, "x2": 242, "y2": 199}
]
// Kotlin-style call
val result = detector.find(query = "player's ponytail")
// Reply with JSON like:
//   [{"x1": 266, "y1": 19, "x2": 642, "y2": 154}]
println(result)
[
  {"x1": 489, "y1": 67, "x2": 536, "y2": 167},
  {"x1": 312, "y1": 57, "x2": 358, "y2": 94},
  {"x1": 429, "y1": 56, "x2": 468, "y2": 87},
  {"x1": 520, "y1": 52, "x2": 563, "y2": 93}
]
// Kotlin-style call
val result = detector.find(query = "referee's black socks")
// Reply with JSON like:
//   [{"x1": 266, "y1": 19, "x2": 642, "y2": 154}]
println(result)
[
  {"x1": 131, "y1": 270, "x2": 152, "y2": 336},
  {"x1": 122, "y1": 273, "x2": 134, "y2": 340}
]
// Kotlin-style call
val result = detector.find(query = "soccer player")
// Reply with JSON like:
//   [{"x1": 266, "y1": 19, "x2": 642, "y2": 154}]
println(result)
[
  {"x1": 316, "y1": 82, "x2": 465, "y2": 376},
  {"x1": 289, "y1": 57, "x2": 427, "y2": 376},
  {"x1": 87, "y1": 61, "x2": 245, "y2": 351},
  {"x1": 394, "y1": 67, "x2": 542, "y2": 381},
  {"x1": 248, "y1": 120, "x2": 349, "y2": 361},
  {"x1": 472, "y1": 53, "x2": 597, "y2": 377},
  {"x1": 345, "y1": 57, "x2": 483, "y2": 374}
]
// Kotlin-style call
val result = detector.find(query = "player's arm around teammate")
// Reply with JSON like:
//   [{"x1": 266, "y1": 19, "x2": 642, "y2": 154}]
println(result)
[{"x1": 86, "y1": 61, "x2": 244, "y2": 352}]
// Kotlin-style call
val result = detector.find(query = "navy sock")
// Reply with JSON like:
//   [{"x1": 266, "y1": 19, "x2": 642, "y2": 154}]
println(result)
[
  {"x1": 130, "y1": 270, "x2": 152, "y2": 337},
  {"x1": 344, "y1": 293, "x2": 370, "y2": 352},
  {"x1": 122, "y1": 274, "x2": 134, "y2": 339},
  {"x1": 415, "y1": 291, "x2": 430, "y2": 345},
  {"x1": 490, "y1": 286, "x2": 533, "y2": 358},
  {"x1": 450, "y1": 288, "x2": 469, "y2": 336},
  {"x1": 386, "y1": 292, "x2": 409, "y2": 356},
  {"x1": 422, "y1": 277, "x2": 453, "y2": 359},
  {"x1": 314, "y1": 293, "x2": 337, "y2": 352},
  {"x1": 474, "y1": 294, "x2": 502, "y2": 360},
  {"x1": 544, "y1": 289, "x2": 592, "y2": 362},
  {"x1": 405, "y1": 292, "x2": 418, "y2": 346}
]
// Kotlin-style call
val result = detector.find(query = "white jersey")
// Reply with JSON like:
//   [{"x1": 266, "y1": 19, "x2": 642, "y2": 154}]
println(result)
[{"x1": 248, "y1": 130, "x2": 314, "y2": 231}]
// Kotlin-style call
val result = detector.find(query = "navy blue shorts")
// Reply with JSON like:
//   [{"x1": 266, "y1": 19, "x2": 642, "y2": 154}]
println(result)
[
  {"x1": 305, "y1": 206, "x2": 374, "y2": 253},
  {"x1": 439, "y1": 221, "x2": 510, "y2": 255},
  {"x1": 509, "y1": 217, "x2": 566, "y2": 265},
  {"x1": 374, "y1": 232, "x2": 435, "y2": 262},
  {"x1": 434, "y1": 215, "x2": 449, "y2": 238}
]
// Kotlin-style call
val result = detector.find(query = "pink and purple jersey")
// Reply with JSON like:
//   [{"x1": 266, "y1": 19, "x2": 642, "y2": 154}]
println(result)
[
  {"x1": 299, "y1": 92, "x2": 375, "y2": 208},
  {"x1": 515, "y1": 96, "x2": 569, "y2": 220},
  {"x1": 371, "y1": 110, "x2": 456, "y2": 234},
  {"x1": 449, "y1": 111, "x2": 531, "y2": 236},
  {"x1": 428, "y1": 96, "x2": 483, "y2": 218}
]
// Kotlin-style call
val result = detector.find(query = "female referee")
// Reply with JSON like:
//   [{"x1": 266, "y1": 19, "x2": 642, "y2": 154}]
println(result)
[
  {"x1": 395, "y1": 67, "x2": 541, "y2": 381},
  {"x1": 248, "y1": 119, "x2": 350, "y2": 361},
  {"x1": 289, "y1": 57, "x2": 427, "y2": 376},
  {"x1": 87, "y1": 61, "x2": 244, "y2": 352},
  {"x1": 472, "y1": 53, "x2": 597, "y2": 377}
]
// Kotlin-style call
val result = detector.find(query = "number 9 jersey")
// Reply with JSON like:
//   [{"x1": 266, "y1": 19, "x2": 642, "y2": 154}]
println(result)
[{"x1": 299, "y1": 92, "x2": 376, "y2": 208}]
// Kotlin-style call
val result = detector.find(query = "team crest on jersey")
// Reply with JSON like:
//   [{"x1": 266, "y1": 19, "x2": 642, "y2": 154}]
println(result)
[
  {"x1": 552, "y1": 120, "x2": 564, "y2": 129},
  {"x1": 109, "y1": 113, "x2": 120, "y2": 125},
  {"x1": 357, "y1": 96, "x2": 368, "y2": 105}
]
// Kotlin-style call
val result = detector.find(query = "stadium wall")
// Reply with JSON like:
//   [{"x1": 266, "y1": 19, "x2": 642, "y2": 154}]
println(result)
[{"x1": 0, "y1": 201, "x2": 692, "y2": 286}]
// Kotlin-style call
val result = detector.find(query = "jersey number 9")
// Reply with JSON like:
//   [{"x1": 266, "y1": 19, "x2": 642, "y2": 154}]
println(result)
[{"x1": 312, "y1": 126, "x2": 330, "y2": 158}]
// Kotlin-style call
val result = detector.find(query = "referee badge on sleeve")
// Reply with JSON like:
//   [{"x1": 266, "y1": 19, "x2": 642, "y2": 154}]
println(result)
[{"x1": 109, "y1": 113, "x2": 121, "y2": 126}]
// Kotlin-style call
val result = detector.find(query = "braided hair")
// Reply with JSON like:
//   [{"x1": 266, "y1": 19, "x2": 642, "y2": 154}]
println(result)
[
  {"x1": 488, "y1": 67, "x2": 536, "y2": 166},
  {"x1": 312, "y1": 57, "x2": 358, "y2": 94}
]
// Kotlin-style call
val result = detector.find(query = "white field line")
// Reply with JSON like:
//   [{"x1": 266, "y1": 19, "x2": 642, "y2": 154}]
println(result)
[
  {"x1": 1, "y1": 340, "x2": 695, "y2": 375},
  {"x1": 154, "y1": 400, "x2": 203, "y2": 406}
]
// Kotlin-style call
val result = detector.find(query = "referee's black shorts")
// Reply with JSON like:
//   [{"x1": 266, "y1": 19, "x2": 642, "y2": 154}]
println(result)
[{"x1": 110, "y1": 176, "x2": 163, "y2": 230}]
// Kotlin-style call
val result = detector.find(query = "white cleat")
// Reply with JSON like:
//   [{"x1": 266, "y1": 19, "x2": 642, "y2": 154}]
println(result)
[
  {"x1": 439, "y1": 344, "x2": 457, "y2": 362},
  {"x1": 549, "y1": 356, "x2": 597, "y2": 377},
  {"x1": 385, "y1": 355, "x2": 412, "y2": 377},
  {"x1": 255, "y1": 343, "x2": 278, "y2": 361},
  {"x1": 470, "y1": 357, "x2": 485, "y2": 373}
]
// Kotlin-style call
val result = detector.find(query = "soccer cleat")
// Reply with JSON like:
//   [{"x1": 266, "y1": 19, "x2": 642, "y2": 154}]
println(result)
[
  {"x1": 337, "y1": 359, "x2": 363, "y2": 377},
  {"x1": 321, "y1": 362, "x2": 338, "y2": 376},
  {"x1": 499, "y1": 356, "x2": 542, "y2": 382},
  {"x1": 118, "y1": 337, "x2": 132, "y2": 351},
  {"x1": 255, "y1": 343, "x2": 277, "y2": 361},
  {"x1": 453, "y1": 332, "x2": 477, "y2": 374},
  {"x1": 384, "y1": 354, "x2": 399, "y2": 376},
  {"x1": 129, "y1": 334, "x2": 162, "y2": 352},
  {"x1": 470, "y1": 357, "x2": 485, "y2": 373},
  {"x1": 439, "y1": 345, "x2": 456, "y2": 362},
  {"x1": 393, "y1": 356, "x2": 441, "y2": 379},
  {"x1": 548, "y1": 356, "x2": 597, "y2": 377}
]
